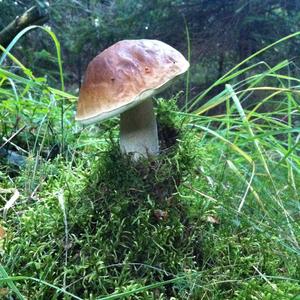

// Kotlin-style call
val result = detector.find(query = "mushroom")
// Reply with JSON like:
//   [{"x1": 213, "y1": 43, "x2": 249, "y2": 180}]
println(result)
[{"x1": 76, "y1": 39, "x2": 189, "y2": 160}]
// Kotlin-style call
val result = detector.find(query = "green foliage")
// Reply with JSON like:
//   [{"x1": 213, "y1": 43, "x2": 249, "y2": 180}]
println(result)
[
  {"x1": 2, "y1": 101, "x2": 204, "y2": 299},
  {"x1": 0, "y1": 6, "x2": 300, "y2": 298},
  {"x1": 3, "y1": 0, "x2": 300, "y2": 97},
  {"x1": 1, "y1": 89, "x2": 300, "y2": 298}
]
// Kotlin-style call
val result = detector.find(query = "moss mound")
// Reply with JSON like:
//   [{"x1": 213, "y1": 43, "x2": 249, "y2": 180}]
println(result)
[{"x1": 3, "y1": 100, "x2": 204, "y2": 298}]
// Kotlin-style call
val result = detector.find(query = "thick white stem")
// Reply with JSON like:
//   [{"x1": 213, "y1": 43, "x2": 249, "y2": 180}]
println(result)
[{"x1": 120, "y1": 98, "x2": 159, "y2": 160}]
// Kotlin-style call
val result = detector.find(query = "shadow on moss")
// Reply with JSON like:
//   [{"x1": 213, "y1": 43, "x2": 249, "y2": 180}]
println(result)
[
  {"x1": 3, "y1": 100, "x2": 205, "y2": 299},
  {"x1": 65, "y1": 100, "x2": 204, "y2": 296}
]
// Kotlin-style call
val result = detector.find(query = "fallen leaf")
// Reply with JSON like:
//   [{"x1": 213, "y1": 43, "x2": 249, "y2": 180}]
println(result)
[
  {"x1": 206, "y1": 215, "x2": 220, "y2": 225},
  {"x1": 0, "y1": 288, "x2": 8, "y2": 296},
  {"x1": 0, "y1": 225, "x2": 5, "y2": 239}
]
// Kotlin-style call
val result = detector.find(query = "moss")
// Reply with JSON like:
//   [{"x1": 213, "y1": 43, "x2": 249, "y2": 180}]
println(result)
[
  {"x1": 63, "y1": 100, "x2": 202, "y2": 297},
  {"x1": 3, "y1": 99, "x2": 299, "y2": 299},
  {"x1": 3, "y1": 100, "x2": 204, "y2": 298}
]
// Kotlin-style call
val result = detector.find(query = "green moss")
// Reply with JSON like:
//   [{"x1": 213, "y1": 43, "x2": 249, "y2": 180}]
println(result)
[
  {"x1": 2, "y1": 100, "x2": 300, "y2": 299},
  {"x1": 3, "y1": 100, "x2": 205, "y2": 298}
]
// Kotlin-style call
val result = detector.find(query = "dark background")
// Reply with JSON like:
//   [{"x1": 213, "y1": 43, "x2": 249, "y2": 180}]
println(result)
[{"x1": 1, "y1": 0, "x2": 300, "y2": 106}]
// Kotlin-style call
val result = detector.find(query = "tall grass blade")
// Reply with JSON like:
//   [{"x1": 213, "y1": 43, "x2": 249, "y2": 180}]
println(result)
[
  {"x1": 0, "y1": 275, "x2": 83, "y2": 300},
  {"x1": 0, "y1": 265, "x2": 24, "y2": 300},
  {"x1": 184, "y1": 18, "x2": 191, "y2": 112},
  {"x1": 226, "y1": 84, "x2": 274, "y2": 182},
  {"x1": 189, "y1": 31, "x2": 300, "y2": 111}
]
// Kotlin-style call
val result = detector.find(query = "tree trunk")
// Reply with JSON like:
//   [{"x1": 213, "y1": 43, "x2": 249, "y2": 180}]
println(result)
[{"x1": 0, "y1": 5, "x2": 49, "y2": 49}]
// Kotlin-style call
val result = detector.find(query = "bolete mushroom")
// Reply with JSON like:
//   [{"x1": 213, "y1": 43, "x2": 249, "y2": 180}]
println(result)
[{"x1": 76, "y1": 39, "x2": 189, "y2": 160}]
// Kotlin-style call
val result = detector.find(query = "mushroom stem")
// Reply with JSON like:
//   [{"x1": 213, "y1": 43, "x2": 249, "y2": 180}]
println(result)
[{"x1": 120, "y1": 98, "x2": 159, "y2": 160}]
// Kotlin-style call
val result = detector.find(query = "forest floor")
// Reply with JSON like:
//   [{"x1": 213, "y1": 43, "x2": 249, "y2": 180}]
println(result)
[
  {"x1": 1, "y1": 97, "x2": 299, "y2": 299},
  {"x1": 0, "y1": 30, "x2": 300, "y2": 298}
]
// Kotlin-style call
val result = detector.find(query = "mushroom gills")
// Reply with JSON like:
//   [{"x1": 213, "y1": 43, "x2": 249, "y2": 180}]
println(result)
[{"x1": 120, "y1": 98, "x2": 159, "y2": 160}]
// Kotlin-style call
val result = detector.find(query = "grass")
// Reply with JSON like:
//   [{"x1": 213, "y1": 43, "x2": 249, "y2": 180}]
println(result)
[{"x1": 0, "y1": 27, "x2": 300, "y2": 299}]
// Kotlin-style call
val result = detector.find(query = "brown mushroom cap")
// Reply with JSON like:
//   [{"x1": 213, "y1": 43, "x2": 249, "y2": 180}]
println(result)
[{"x1": 75, "y1": 39, "x2": 189, "y2": 124}]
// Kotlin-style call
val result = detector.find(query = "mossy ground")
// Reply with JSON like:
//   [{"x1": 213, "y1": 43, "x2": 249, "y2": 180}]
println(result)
[
  {"x1": 1, "y1": 101, "x2": 202, "y2": 299},
  {"x1": 1, "y1": 100, "x2": 300, "y2": 299}
]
